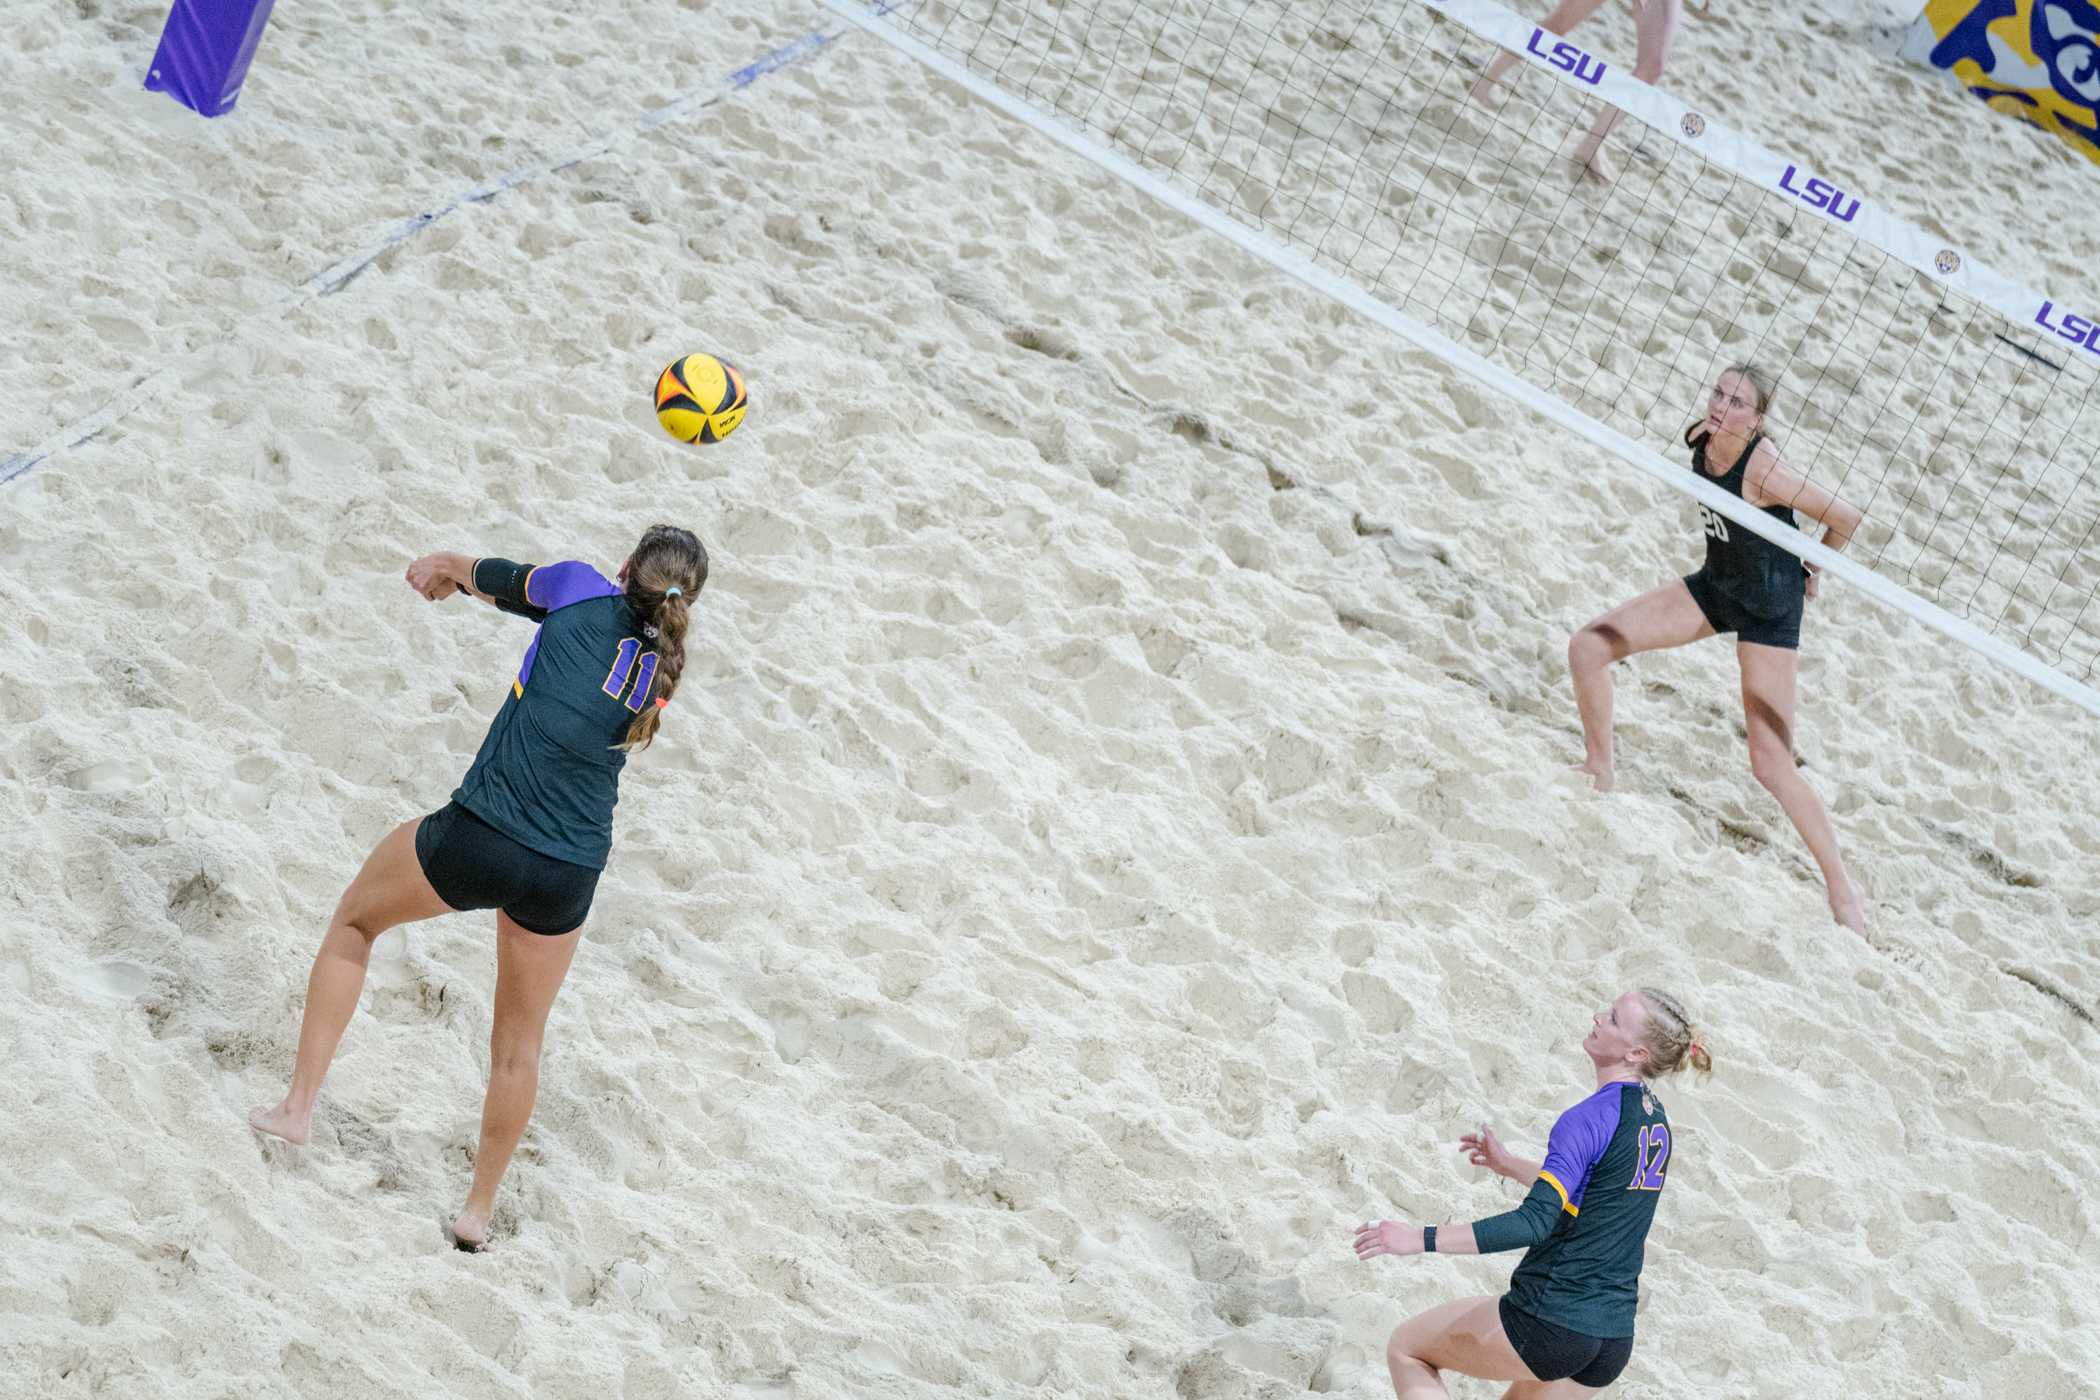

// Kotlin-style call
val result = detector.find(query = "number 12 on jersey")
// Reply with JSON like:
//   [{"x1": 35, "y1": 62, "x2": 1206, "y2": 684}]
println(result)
[{"x1": 1628, "y1": 1124, "x2": 1670, "y2": 1190}]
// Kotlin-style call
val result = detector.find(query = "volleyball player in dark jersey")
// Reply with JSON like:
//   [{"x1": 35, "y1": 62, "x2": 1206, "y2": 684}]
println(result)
[
  {"x1": 249, "y1": 524, "x2": 707, "y2": 1251},
  {"x1": 1354, "y1": 989, "x2": 1710, "y2": 1397},
  {"x1": 1566, "y1": 365, "x2": 1869, "y2": 934}
]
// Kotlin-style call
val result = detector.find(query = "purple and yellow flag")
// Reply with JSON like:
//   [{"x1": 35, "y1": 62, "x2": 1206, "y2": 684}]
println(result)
[{"x1": 1900, "y1": 0, "x2": 2100, "y2": 165}]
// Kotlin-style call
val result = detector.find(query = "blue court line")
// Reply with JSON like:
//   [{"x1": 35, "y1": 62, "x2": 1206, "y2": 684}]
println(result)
[
  {"x1": 730, "y1": 29, "x2": 836, "y2": 88},
  {"x1": 306, "y1": 5, "x2": 903, "y2": 295},
  {"x1": 3, "y1": 3, "x2": 906, "y2": 487}
]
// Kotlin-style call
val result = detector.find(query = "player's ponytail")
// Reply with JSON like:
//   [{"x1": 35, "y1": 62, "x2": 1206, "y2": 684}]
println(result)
[
  {"x1": 1637, "y1": 986, "x2": 1713, "y2": 1080},
  {"x1": 618, "y1": 523, "x2": 708, "y2": 752}
]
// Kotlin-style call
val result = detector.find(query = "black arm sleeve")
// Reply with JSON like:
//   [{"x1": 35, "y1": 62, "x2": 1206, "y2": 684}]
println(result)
[
  {"x1": 472, "y1": 558, "x2": 547, "y2": 622},
  {"x1": 1470, "y1": 1179, "x2": 1567, "y2": 1254}
]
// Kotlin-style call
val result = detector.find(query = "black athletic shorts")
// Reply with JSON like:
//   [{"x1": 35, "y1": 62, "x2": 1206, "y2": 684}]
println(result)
[
  {"x1": 414, "y1": 801, "x2": 601, "y2": 936},
  {"x1": 1683, "y1": 569, "x2": 1802, "y2": 651},
  {"x1": 1499, "y1": 1297, "x2": 1634, "y2": 1389}
]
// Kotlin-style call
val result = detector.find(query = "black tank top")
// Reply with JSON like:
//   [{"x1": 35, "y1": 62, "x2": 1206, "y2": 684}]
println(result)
[{"x1": 1689, "y1": 429, "x2": 1803, "y2": 618}]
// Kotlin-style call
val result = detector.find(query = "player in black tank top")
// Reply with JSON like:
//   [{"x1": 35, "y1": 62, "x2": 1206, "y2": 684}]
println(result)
[
  {"x1": 1565, "y1": 367, "x2": 1871, "y2": 935},
  {"x1": 1354, "y1": 988, "x2": 1713, "y2": 1397},
  {"x1": 1683, "y1": 425, "x2": 1805, "y2": 643},
  {"x1": 249, "y1": 524, "x2": 708, "y2": 1253}
]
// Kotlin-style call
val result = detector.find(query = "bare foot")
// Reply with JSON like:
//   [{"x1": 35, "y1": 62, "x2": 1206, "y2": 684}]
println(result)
[
  {"x1": 249, "y1": 1102, "x2": 311, "y2": 1145},
  {"x1": 1573, "y1": 760, "x2": 1615, "y2": 793},
  {"x1": 445, "y1": 1211, "x2": 491, "y2": 1253},
  {"x1": 1828, "y1": 876, "x2": 1869, "y2": 936}
]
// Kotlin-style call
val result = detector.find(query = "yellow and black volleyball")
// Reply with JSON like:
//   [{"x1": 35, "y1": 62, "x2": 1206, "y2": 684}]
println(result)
[{"x1": 653, "y1": 353, "x2": 748, "y2": 444}]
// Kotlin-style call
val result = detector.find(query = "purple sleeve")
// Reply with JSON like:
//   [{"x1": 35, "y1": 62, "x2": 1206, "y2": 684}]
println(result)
[
  {"x1": 525, "y1": 561, "x2": 620, "y2": 612},
  {"x1": 1536, "y1": 1091, "x2": 1622, "y2": 1216}
]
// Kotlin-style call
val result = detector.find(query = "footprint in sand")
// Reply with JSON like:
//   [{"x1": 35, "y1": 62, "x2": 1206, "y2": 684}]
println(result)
[{"x1": 64, "y1": 757, "x2": 153, "y2": 792}]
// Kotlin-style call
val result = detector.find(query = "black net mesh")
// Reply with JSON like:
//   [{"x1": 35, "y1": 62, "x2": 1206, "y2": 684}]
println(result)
[{"x1": 889, "y1": 0, "x2": 2100, "y2": 685}]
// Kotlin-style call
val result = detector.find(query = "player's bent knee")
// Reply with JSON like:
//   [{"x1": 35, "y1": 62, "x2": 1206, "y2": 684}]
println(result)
[
  {"x1": 1388, "y1": 1313, "x2": 1448, "y2": 1368},
  {"x1": 329, "y1": 888, "x2": 385, "y2": 941},
  {"x1": 333, "y1": 818, "x2": 431, "y2": 939},
  {"x1": 1748, "y1": 747, "x2": 1792, "y2": 791},
  {"x1": 1570, "y1": 625, "x2": 1616, "y2": 670}
]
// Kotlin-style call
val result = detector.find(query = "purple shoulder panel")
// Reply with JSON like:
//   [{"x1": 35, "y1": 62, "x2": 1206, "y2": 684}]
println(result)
[
  {"x1": 526, "y1": 560, "x2": 619, "y2": 612},
  {"x1": 1539, "y1": 1085, "x2": 1625, "y2": 1210}
]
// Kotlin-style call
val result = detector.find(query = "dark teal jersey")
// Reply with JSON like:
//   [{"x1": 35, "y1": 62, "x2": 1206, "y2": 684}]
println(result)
[
  {"x1": 451, "y1": 559, "x2": 659, "y2": 869},
  {"x1": 1471, "y1": 1081, "x2": 1673, "y2": 1338}
]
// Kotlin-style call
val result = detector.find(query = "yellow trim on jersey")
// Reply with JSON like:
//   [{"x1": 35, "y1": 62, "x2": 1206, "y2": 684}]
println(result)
[
  {"x1": 522, "y1": 564, "x2": 542, "y2": 608},
  {"x1": 1538, "y1": 1170, "x2": 1578, "y2": 1216},
  {"x1": 512, "y1": 678, "x2": 524, "y2": 699}
]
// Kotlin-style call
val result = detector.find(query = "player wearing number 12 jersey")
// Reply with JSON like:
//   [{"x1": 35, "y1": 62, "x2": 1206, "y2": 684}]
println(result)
[
  {"x1": 1353, "y1": 989, "x2": 1712, "y2": 1396},
  {"x1": 250, "y1": 525, "x2": 708, "y2": 1253}
]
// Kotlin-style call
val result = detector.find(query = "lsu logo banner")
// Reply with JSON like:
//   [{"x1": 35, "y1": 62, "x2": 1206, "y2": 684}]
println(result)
[
  {"x1": 1525, "y1": 27, "x2": 1607, "y2": 84},
  {"x1": 2035, "y1": 299, "x2": 2100, "y2": 355},
  {"x1": 1776, "y1": 163, "x2": 1863, "y2": 221},
  {"x1": 1898, "y1": 0, "x2": 2100, "y2": 165}
]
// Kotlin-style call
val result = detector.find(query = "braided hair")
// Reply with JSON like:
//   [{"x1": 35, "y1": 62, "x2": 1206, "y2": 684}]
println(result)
[
  {"x1": 618, "y1": 524, "x2": 708, "y2": 752},
  {"x1": 1637, "y1": 987, "x2": 1713, "y2": 1079}
]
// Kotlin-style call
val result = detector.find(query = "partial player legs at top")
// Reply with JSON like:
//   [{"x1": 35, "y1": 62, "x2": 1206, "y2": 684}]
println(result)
[
  {"x1": 1467, "y1": 0, "x2": 1683, "y2": 186},
  {"x1": 1470, "y1": 0, "x2": 1614, "y2": 107},
  {"x1": 1567, "y1": 580, "x2": 1715, "y2": 791},
  {"x1": 249, "y1": 817, "x2": 455, "y2": 1145},
  {"x1": 1571, "y1": 0, "x2": 1681, "y2": 182}
]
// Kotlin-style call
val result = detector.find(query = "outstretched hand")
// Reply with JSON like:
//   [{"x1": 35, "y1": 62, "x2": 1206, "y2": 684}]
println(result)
[
  {"x1": 406, "y1": 553, "x2": 460, "y2": 601},
  {"x1": 1352, "y1": 1219, "x2": 1423, "y2": 1260},
  {"x1": 1458, "y1": 1123, "x2": 1516, "y2": 1177}
]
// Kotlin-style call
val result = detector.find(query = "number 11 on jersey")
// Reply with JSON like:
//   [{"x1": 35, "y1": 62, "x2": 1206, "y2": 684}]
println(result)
[{"x1": 602, "y1": 638, "x2": 659, "y2": 714}]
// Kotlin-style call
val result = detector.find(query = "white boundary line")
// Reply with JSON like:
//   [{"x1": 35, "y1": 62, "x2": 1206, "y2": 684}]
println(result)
[{"x1": 821, "y1": 0, "x2": 2100, "y2": 718}]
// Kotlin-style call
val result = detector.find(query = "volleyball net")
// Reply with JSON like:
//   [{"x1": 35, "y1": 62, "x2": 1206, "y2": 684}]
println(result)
[{"x1": 824, "y1": 0, "x2": 2100, "y2": 716}]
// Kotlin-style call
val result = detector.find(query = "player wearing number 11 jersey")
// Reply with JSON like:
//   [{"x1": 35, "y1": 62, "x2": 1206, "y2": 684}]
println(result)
[
  {"x1": 250, "y1": 525, "x2": 707, "y2": 1253},
  {"x1": 1353, "y1": 989, "x2": 1712, "y2": 1396}
]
